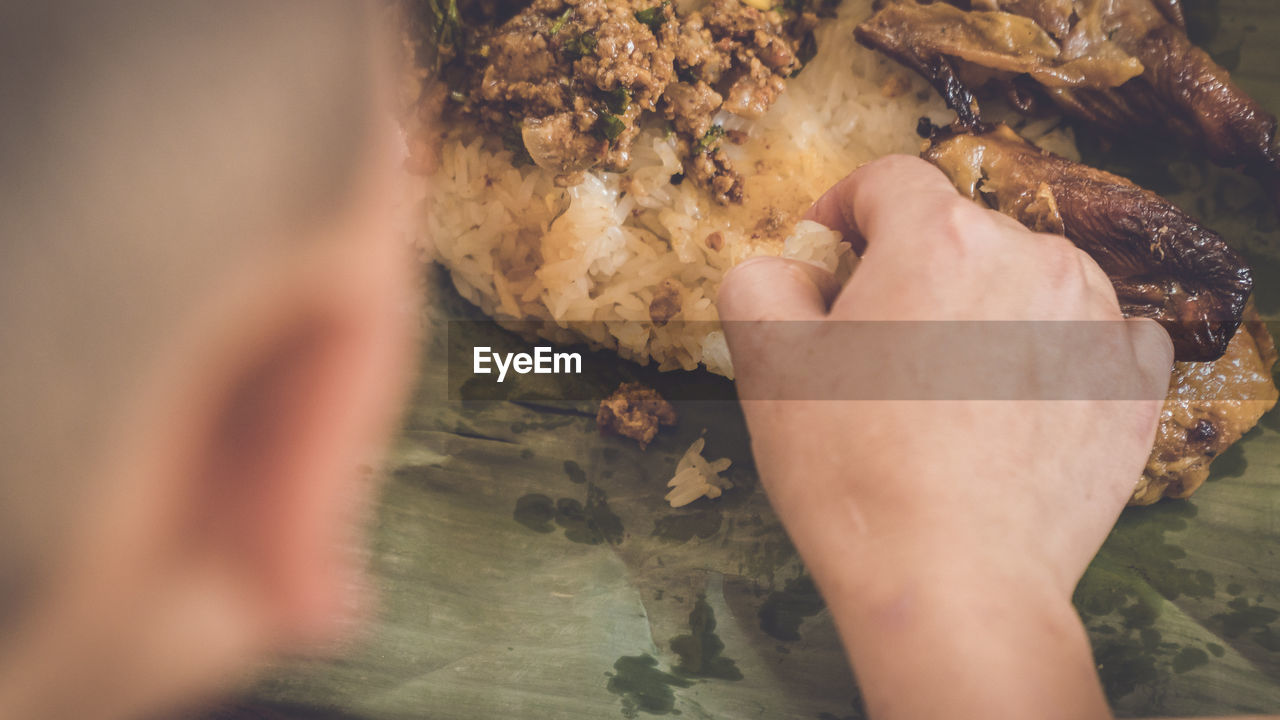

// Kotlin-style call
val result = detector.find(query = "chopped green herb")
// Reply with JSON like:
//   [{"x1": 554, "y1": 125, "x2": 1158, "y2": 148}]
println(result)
[
  {"x1": 782, "y1": 0, "x2": 840, "y2": 17},
  {"x1": 564, "y1": 30, "x2": 598, "y2": 58},
  {"x1": 605, "y1": 87, "x2": 632, "y2": 115},
  {"x1": 635, "y1": 2, "x2": 671, "y2": 32},
  {"x1": 550, "y1": 8, "x2": 573, "y2": 36},
  {"x1": 599, "y1": 114, "x2": 626, "y2": 142},
  {"x1": 695, "y1": 125, "x2": 726, "y2": 154},
  {"x1": 425, "y1": 0, "x2": 464, "y2": 70},
  {"x1": 501, "y1": 122, "x2": 534, "y2": 166},
  {"x1": 428, "y1": 0, "x2": 461, "y2": 39},
  {"x1": 795, "y1": 30, "x2": 819, "y2": 69}
]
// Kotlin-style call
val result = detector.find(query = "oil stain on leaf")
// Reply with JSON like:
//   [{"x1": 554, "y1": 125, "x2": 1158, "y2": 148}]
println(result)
[
  {"x1": 1255, "y1": 627, "x2": 1280, "y2": 651},
  {"x1": 606, "y1": 654, "x2": 692, "y2": 718},
  {"x1": 1095, "y1": 633, "x2": 1162, "y2": 702},
  {"x1": 759, "y1": 575, "x2": 825, "y2": 642},
  {"x1": 652, "y1": 507, "x2": 723, "y2": 544},
  {"x1": 1172, "y1": 647, "x2": 1210, "y2": 674},
  {"x1": 1074, "y1": 499, "x2": 1219, "y2": 705},
  {"x1": 513, "y1": 493, "x2": 556, "y2": 533},
  {"x1": 1212, "y1": 597, "x2": 1279, "y2": 639},
  {"x1": 561, "y1": 482, "x2": 624, "y2": 545},
  {"x1": 564, "y1": 459, "x2": 587, "y2": 484},
  {"x1": 513, "y1": 483, "x2": 624, "y2": 545},
  {"x1": 670, "y1": 596, "x2": 743, "y2": 680},
  {"x1": 1083, "y1": 501, "x2": 1214, "y2": 608},
  {"x1": 1206, "y1": 439, "x2": 1249, "y2": 480},
  {"x1": 817, "y1": 689, "x2": 869, "y2": 720}
]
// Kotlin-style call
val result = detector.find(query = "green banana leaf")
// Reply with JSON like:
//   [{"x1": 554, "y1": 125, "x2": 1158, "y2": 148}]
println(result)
[{"x1": 236, "y1": 0, "x2": 1280, "y2": 716}]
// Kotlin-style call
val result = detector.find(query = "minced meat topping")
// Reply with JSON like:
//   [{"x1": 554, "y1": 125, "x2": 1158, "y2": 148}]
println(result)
[
  {"x1": 423, "y1": 0, "x2": 825, "y2": 204},
  {"x1": 597, "y1": 382, "x2": 678, "y2": 448}
]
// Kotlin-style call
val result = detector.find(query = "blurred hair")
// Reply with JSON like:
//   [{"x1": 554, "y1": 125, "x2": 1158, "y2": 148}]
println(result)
[{"x1": 0, "y1": 1, "x2": 379, "y2": 615}]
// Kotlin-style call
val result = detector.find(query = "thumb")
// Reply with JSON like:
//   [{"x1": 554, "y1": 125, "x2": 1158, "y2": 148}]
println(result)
[
  {"x1": 718, "y1": 257, "x2": 839, "y2": 385},
  {"x1": 718, "y1": 256, "x2": 840, "y2": 323}
]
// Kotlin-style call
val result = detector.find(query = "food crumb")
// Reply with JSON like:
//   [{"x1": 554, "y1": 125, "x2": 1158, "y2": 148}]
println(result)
[
  {"x1": 648, "y1": 279, "x2": 683, "y2": 327},
  {"x1": 880, "y1": 71, "x2": 911, "y2": 98},
  {"x1": 597, "y1": 382, "x2": 678, "y2": 448},
  {"x1": 665, "y1": 437, "x2": 732, "y2": 508}
]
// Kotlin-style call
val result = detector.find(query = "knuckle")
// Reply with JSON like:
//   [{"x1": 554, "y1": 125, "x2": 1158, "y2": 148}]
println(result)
[
  {"x1": 864, "y1": 153, "x2": 930, "y2": 177},
  {"x1": 1067, "y1": 245, "x2": 1107, "y2": 283},
  {"x1": 934, "y1": 199, "x2": 995, "y2": 253},
  {"x1": 860, "y1": 155, "x2": 954, "y2": 199},
  {"x1": 1039, "y1": 240, "x2": 1094, "y2": 290},
  {"x1": 1046, "y1": 245, "x2": 1085, "y2": 285}
]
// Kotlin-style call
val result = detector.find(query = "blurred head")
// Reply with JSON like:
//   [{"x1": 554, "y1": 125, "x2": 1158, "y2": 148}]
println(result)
[{"x1": 0, "y1": 2, "x2": 417, "y2": 718}]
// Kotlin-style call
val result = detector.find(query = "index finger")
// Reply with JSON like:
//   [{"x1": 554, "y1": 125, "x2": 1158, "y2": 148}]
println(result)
[{"x1": 804, "y1": 155, "x2": 968, "y2": 256}]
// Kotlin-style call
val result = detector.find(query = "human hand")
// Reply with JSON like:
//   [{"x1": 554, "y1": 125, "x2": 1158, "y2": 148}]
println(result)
[{"x1": 717, "y1": 155, "x2": 1174, "y2": 720}]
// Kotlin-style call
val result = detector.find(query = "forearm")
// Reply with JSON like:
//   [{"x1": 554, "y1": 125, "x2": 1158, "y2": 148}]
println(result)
[{"x1": 816, "y1": 555, "x2": 1111, "y2": 720}]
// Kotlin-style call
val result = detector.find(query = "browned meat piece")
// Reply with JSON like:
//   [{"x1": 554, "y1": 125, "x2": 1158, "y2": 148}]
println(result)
[
  {"x1": 648, "y1": 279, "x2": 683, "y2": 326},
  {"x1": 856, "y1": 1, "x2": 1142, "y2": 128},
  {"x1": 597, "y1": 382, "x2": 678, "y2": 448},
  {"x1": 924, "y1": 124, "x2": 1252, "y2": 361},
  {"x1": 856, "y1": 0, "x2": 1280, "y2": 184},
  {"x1": 969, "y1": 0, "x2": 1075, "y2": 40},
  {"x1": 678, "y1": 143, "x2": 743, "y2": 204},
  {"x1": 664, "y1": 81, "x2": 723, "y2": 142},
  {"x1": 723, "y1": 60, "x2": 788, "y2": 118},
  {"x1": 439, "y1": 0, "x2": 810, "y2": 204},
  {"x1": 752, "y1": 206, "x2": 794, "y2": 239},
  {"x1": 670, "y1": 12, "x2": 730, "y2": 84},
  {"x1": 661, "y1": 0, "x2": 801, "y2": 203},
  {"x1": 1149, "y1": 0, "x2": 1186, "y2": 29},
  {"x1": 476, "y1": 10, "x2": 568, "y2": 117},
  {"x1": 1134, "y1": 306, "x2": 1278, "y2": 504},
  {"x1": 467, "y1": 0, "x2": 676, "y2": 175},
  {"x1": 662, "y1": 79, "x2": 744, "y2": 202}
]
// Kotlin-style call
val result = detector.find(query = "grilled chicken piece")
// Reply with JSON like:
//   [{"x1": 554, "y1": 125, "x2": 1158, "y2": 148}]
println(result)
[
  {"x1": 856, "y1": 0, "x2": 1280, "y2": 183},
  {"x1": 924, "y1": 124, "x2": 1277, "y2": 504},
  {"x1": 1148, "y1": 0, "x2": 1186, "y2": 29},
  {"x1": 1134, "y1": 306, "x2": 1278, "y2": 504},
  {"x1": 924, "y1": 124, "x2": 1252, "y2": 361}
]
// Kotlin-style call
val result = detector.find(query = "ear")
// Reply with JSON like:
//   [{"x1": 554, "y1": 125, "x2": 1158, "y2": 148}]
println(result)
[
  {"x1": 169, "y1": 102, "x2": 416, "y2": 653},
  {"x1": 181, "y1": 244, "x2": 417, "y2": 652},
  {"x1": 0, "y1": 243, "x2": 417, "y2": 720}
]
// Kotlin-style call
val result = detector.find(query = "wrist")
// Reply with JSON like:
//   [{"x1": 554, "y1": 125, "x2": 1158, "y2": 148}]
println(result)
[
  {"x1": 813, "y1": 552, "x2": 1108, "y2": 720},
  {"x1": 777, "y1": 488, "x2": 1071, "y2": 605}
]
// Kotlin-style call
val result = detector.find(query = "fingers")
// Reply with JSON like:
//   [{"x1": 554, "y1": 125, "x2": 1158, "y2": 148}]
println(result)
[
  {"x1": 804, "y1": 155, "x2": 965, "y2": 256},
  {"x1": 1126, "y1": 318, "x2": 1175, "y2": 400},
  {"x1": 718, "y1": 256, "x2": 840, "y2": 322},
  {"x1": 718, "y1": 257, "x2": 838, "y2": 394},
  {"x1": 1062, "y1": 243, "x2": 1121, "y2": 313}
]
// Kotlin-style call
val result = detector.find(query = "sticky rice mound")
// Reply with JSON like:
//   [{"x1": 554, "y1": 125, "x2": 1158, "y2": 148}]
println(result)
[{"x1": 413, "y1": 0, "x2": 1067, "y2": 376}]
